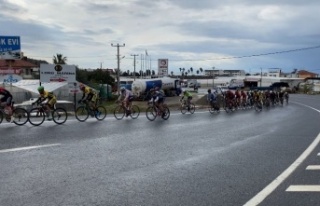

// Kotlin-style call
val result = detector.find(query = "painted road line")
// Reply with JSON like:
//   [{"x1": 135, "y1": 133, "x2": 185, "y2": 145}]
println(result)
[
  {"x1": 286, "y1": 185, "x2": 320, "y2": 192},
  {"x1": 306, "y1": 165, "x2": 320, "y2": 170},
  {"x1": 317, "y1": 153, "x2": 320, "y2": 156},
  {"x1": 244, "y1": 101, "x2": 320, "y2": 206},
  {"x1": 0, "y1": 143, "x2": 61, "y2": 153}
]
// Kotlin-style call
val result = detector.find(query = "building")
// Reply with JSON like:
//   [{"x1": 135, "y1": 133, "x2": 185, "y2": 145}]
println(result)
[
  {"x1": 204, "y1": 69, "x2": 245, "y2": 77},
  {"x1": 297, "y1": 70, "x2": 318, "y2": 79},
  {"x1": 0, "y1": 59, "x2": 38, "y2": 80}
]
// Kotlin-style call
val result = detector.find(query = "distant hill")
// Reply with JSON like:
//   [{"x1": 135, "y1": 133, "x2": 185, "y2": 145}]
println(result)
[{"x1": 22, "y1": 57, "x2": 48, "y2": 67}]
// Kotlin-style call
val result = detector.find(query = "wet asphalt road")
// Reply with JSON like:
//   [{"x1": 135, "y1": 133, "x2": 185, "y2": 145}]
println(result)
[{"x1": 0, "y1": 94, "x2": 319, "y2": 206}]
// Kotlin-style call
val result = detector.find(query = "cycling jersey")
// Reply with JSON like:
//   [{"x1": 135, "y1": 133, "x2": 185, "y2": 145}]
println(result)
[
  {"x1": 119, "y1": 89, "x2": 134, "y2": 102},
  {"x1": 35, "y1": 90, "x2": 57, "y2": 107},
  {"x1": 81, "y1": 86, "x2": 97, "y2": 102},
  {"x1": 0, "y1": 87, "x2": 13, "y2": 106}
]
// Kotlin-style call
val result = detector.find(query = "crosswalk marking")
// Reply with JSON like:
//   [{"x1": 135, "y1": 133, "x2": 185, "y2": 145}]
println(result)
[
  {"x1": 286, "y1": 185, "x2": 320, "y2": 192},
  {"x1": 306, "y1": 165, "x2": 320, "y2": 170}
]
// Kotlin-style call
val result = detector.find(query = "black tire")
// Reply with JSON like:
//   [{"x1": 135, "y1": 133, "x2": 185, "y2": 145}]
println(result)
[
  {"x1": 146, "y1": 106, "x2": 157, "y2": 121},
  {"x1": 255, "y1": 103, "x2": 262, "y2": 112},
  {"x1": 189, "y1": 103, "x2": 195, "y2": 114},
  {"x1": 95, "y1": 106, "x2": 107, "y2": 121},
  {"x1": 161, "y1": 106, "x2": 170, "y2": 120},
  {"x1": 180, "y1": 104, "x2": 187, "y2": 114},
  {"x1": 114, "y1": 105, "x2": 125, "y2": 120},
  {"x1": 0, "y1": 110, "x2": 4, "y2": 124},
  {"x1": 75, "y1": 106, "x2": 89, "y2": 122},
  {"x1": 12, "y1": 108, "x2": 29, "y2": 126},
  {"x1": 130, "y1": 105, "x2": 140, "y2": 119},
  {"x1": 52, "y1": 108, "x2": 68, "y2": 125},
  {"x1": 28, "y1": 108, "x2": 45, "y2": 126}
]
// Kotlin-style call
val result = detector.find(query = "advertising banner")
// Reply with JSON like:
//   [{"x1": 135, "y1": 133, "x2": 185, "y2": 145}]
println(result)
[
  {"x1": 0, "y1": 74, "x2": 22, "y2": 83},
  {"x1": 40, "y1": 64, "x2": 76, "y2": 83},
  {"x1": 158, "y1": 59, "x2": 168, "y2": 76},
  {"x1": 0, "y1": 68, "x2": 22, "y2": 75},
  {"x1": 0, "y1": 36, "x2": 21, "y2": 59}
]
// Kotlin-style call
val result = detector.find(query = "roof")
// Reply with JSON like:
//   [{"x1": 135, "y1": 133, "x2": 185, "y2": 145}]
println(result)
[
  {"x1": 0, "y1": 59, "x2": 37, "y2": 68},
  {"x1": 298, "y1": 70, "x2": 317, "y2": 75},
  {"x1": 12, "y1": 80, "x2": 68, "y2": 94}
]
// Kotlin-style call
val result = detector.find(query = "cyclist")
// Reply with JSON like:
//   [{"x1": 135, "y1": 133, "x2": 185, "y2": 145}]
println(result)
[
  {"x1": 180, "y1": 90, "x2": 193, "y2": 111},
  {"x1": 207, "y1": 89, "x2": 219, "y2": 111},
  {"x1": 149, "y1": 88, "x2": 165, "y2": 116},
  {"x1": 225, "y1": 89, "x2": 235, "y2": 109},
  {"x1": 78, "y1": 83, "x2": 98, "y2": 111},
  {"x1": 118, "y1": 87, "x2": 134, "y2": 116},
  {"x1": 33, "y1": 86, "x2": 57, "y2": 121},
  {"x1": 284, "y1": 91, "x2": 289, "y2": 104},
  {"x1": 0, "y1": 87, "x2": 13, "y2": 122}
]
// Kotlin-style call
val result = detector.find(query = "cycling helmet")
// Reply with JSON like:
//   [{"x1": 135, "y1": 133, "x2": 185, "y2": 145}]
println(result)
[
  {"x1": 120, "y1": 87, "x2": 126, "y2": 92},
  {"x1": 37, "y1": 86, "x2": 44, "y2": 92},
  {"x1": 207, "y1": 89, "x2": 211, "y2": 93}
]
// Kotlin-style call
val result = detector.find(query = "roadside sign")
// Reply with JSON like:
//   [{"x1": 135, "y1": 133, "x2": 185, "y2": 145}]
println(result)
[
  {"x1": 0, "y1": 36, "x2": 21, "y2": 59},
  {"x1": 40, "y1": 64, "x2": 76, "y2": 83}
]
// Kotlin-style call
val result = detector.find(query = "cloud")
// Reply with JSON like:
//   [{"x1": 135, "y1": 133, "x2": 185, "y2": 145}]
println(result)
[{"x1": 0, "y1": 0, "x2": 319, "y2": 74}]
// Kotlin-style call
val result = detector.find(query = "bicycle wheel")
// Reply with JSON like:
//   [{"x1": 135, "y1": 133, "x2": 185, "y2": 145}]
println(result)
[
  {"x1": 255, "y1": 103, "x2": 262, "y2": 112},
  {"x1": 161, "y1": 106, "x2": 170, "y2": 120},
  {"x1": 52, "y1": 108, "x2": 68, "y2": 125},
  {"x1": 180, "y1": 104, "x2": 187, "y2": 114},
  {"x1": 114, "y1": 105, "x2": 125, "y2": 120},
  {"x1": 95, "y1": 106, "x2": 107, "y2": 121},
  {"x1": 0, "y1": 110, "x2": 3, "y2": 124},
  {"x1": 12, "y1": 108, "x2": 29, "y2": 126},
  {"x1": 75, "y1": 106, "x2": 89, "y2": 122},
  {"x1": 146, "y1": 106, "x2": 157, "y2": 121},
  {"x1": 130, "y1": 105, "x2": 140, "y2": 119},
  {"x1": 28, "y1": 108, "x2": 45, "y2": 126},
  {"x1": 189, "y1": 103, "x2": 196, "y2": 114}
]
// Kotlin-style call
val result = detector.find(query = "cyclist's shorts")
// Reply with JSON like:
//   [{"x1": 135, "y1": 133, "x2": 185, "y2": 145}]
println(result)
[{"x1": 48, "y1": 98, "x2": 57, "y2": 108}]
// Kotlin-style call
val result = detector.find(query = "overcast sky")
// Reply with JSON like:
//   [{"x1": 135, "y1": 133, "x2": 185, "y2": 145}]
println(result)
[{"x1": 1, "y1": 0, "x2": 320, "y2": 74}]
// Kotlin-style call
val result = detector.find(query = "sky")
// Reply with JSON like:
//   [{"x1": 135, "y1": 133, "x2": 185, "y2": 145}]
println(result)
[{"x1": 1, "y1": 0, "x2": 320, "y2": 75}]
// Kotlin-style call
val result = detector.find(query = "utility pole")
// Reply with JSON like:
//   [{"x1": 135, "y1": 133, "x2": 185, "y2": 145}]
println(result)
[
  {"x1": 111, "y1": 43, "x2": 125, "y2": 94},
  {"x1": 131, "y1": 54, "x2": 138, "y2": 81},
  {"x1": 260, "y1": 68, "x2": 262, "y2": 87},
  {"x1": 212, "y1": 66, "x2": 215, "y2": 88}
]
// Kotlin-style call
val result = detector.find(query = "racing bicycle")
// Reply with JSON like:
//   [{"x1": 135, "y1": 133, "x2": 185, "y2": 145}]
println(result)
[
  {"x1": 146, "y1": 101, "x2": 170, "y2": 121},
  {"x1": 75, "y1": 100, "x2": 107, "y2": 122},
  {"x1": 0, "y1": 102, "x2": 29, "y2": 126},
  {"x1": 113, "y1": 101, "x2": 140, "y2": 120},
  {"x1": 28, "y1": 103, "x2": 68, "y2": 126},
  {"x1": 180, "y1": 99, "x2": 195, "y2": 114}
]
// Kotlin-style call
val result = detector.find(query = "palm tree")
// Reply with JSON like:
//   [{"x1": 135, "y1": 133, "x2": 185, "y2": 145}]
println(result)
[
  {"x1": 53, "y1": 53, "x2": 67, "y2": 64},
  {"x1": 170, "y1": 71, "x2": 174, "y2": 76},
  {"x1": 199, "y1": 67, "x2": 203, "y2": 73}
]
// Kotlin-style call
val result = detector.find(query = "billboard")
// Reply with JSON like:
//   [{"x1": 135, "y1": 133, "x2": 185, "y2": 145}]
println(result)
[
  {"x1": 0, "y1": 36, "x2": 21, "y2": 59},
  {"x1": 40, "y1": 64, "x2": 76, "y2": 83},
  {"x1": 158, "y1": 59, "x2": 168, "y2": 76}
]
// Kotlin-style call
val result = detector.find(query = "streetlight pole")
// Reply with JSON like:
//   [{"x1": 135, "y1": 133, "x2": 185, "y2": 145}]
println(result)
[
  {"x1": 111, "y1": 43, "x2": 125, "y2": 94},
  {"x1": 131, "y1": 54, "x2": 138, "y2": 81}
]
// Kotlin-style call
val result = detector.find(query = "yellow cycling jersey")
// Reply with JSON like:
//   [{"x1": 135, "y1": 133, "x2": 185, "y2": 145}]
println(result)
[
  {"x1": 40, "y1": 90, "x2": 56, "y2": 99},
  {"x1": 83, "y1": 86, "x2": 96, "y2": 95}
]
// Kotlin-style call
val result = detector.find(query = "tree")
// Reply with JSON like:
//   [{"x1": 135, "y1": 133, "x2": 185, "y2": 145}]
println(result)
[
  {"x1": 190, "y1": 67, "x2": 193, "y2": 74},
  {"x1": 170, "y1": 71, "x2": 174, "y2": 76},
  {"x1": 199, "y1": 67, "x2": 203, "y2": 73},
  {"x1": 53, "y1": 53, "x2": 67, "y2": 64}
]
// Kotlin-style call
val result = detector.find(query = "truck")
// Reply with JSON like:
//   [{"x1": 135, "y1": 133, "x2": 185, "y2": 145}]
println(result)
[{"x1": 131, "y1": 77, "x2": 181, "y2": 100}]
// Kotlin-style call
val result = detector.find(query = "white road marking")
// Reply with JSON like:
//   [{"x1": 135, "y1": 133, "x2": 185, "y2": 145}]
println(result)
[
  {"x1": 306, "y1": 165, "x2": 320, "y2": 170},
  {"x1": 0, "y1": 143, "x2": 61, "y2": 153},
  {"x1": 244, "y1": 101, "x2": 320, "y2": 206},
  {"x1": 317, "y1": 153, "x2": 320, "y2": 156},
  {"x1": 286, "y1": 185, "x2": 320, "y2": 192}
]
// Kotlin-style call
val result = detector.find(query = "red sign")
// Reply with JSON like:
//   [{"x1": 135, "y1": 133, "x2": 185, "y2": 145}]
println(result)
[
  {"x1": 49, "y1": 78, "x2": 67, "y2": 82},
  {"x1": 0, "y1": 68, "x2": 22, "y2": 75}
]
